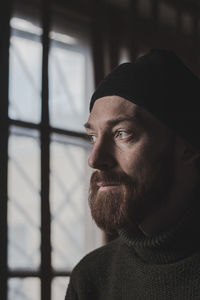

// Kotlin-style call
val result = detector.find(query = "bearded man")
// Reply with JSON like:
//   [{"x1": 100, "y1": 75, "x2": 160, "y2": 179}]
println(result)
[{"x1": 65, "y1": 49, "x2": 200, "y2": 300}]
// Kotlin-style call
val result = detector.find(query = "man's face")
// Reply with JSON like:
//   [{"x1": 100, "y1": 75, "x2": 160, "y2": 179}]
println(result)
[{"x1": 85, "y1": 96, "x2": 175, "y2": 234}]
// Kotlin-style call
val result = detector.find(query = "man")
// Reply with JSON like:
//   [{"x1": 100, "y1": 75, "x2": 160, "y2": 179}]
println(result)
[{"x1": 65, "y1": 49, "x2": 200, "y2": 299}]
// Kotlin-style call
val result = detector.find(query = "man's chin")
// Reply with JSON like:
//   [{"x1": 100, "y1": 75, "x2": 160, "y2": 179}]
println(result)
[
  {"x1": 93, "y1": 218, "x2": 127, "y2": 234},
  {"x1": 89, "y1": 174, "x2": 137, "y2": 234},
  {"x1": 93, "y1": 215, "x2": 136, "y2": 234},
  {"x1": 89, "y1": 196, "x2": 129, "y2": 234}
]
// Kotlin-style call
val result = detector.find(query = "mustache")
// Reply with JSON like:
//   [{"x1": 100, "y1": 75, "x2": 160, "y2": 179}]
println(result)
[{"x1": 90, "y1": 171, "x2": 133, "y2": 187}]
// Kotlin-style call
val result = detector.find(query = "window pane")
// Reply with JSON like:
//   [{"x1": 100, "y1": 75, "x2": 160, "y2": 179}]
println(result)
[
  {"x1": 52, "y1": 277, "x2": 69, "y2": 300},
  {"x1": 50, "y1": 134, "x2": 102, "y2": 271},
  {"x1": 9, "y1": 17, "x2": 42, "y2": 123},
  {"x1": 8, "y1": 278, "x2": 40, "y2": 300},
  {"x1": 8, "y1": 127, "x2": 40, "y2": 270},
  {"x1": 49, "y1": 30, "x2": 94, "y2": 132}
]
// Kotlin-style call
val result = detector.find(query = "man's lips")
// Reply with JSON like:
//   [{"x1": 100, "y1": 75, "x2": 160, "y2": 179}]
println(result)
[{"x1": 97, "y1": 182, "x2": 120, "y2": 191}]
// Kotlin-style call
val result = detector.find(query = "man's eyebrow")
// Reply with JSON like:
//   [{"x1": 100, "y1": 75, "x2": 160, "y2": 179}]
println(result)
[{"x1": 84, "y1": 115, "x2": 142, "y2": 130}]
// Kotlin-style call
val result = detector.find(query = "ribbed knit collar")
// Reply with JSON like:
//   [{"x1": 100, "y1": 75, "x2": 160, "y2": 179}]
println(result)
[{"x1": 119, "y1": 199, "x2": 200, "y2": 264}]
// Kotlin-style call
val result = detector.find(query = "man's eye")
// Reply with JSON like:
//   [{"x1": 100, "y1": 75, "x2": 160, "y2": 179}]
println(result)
[
  {"x1": 115, "y1": 130, "x2": 131, "y2": 140},
  {"x1": 88, "y1": 135, "x2": 97, "y2": 144}
]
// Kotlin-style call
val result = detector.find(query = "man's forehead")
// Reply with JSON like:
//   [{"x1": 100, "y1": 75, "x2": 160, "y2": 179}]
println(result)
[
  {"x1": 90, "y1": 95, "x2": 137, "y2": 113},
  {"x1": 87, "y1": 96, "x2": 141, "y2": 124},
  {"x1": 86, "y1": 95, "x2": 170, "y2": 135}
]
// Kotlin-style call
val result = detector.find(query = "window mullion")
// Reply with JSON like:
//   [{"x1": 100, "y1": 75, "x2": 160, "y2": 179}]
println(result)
[
  {"x1": 41, "y1": 0, "x2": 51, "y2": 299},
  {"x1": 0, "y1": 1, "x2": 11, "y2": 299}
]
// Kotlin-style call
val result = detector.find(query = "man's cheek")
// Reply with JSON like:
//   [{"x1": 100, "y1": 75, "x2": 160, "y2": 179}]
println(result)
[{"x1": 124, "y1": 162, "x2": 146, "y2": 183}]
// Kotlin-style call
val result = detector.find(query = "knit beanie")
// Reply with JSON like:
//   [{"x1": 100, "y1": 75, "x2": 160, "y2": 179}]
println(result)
[{"x1": 90, "y1": 49, "x2": 200, "y2": 151}]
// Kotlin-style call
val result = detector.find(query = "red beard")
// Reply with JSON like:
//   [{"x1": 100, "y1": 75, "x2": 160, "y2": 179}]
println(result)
[
  {"x1": 88, "y1": 142, "x2": 175, "y2": 234},
  {"x1": 89, "y1": 171, "x2": 137, "y2": 234}
]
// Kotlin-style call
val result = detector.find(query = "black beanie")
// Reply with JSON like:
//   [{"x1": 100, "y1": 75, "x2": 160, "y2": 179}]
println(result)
[{"x1": 90, "y1": 49, "x2": 200, "y2": 151}]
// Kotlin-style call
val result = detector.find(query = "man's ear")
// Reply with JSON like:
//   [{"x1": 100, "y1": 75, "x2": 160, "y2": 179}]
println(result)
[{"x1": 176, "y1": 135, "x2": 200, "y2": 164}]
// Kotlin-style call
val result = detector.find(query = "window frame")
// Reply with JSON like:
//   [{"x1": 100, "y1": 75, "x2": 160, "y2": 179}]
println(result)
[{"x1": 3, "y1": 4, "x2": 94, "y2": 300}]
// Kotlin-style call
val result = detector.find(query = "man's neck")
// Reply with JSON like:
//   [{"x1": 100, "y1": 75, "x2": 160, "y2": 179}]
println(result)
[{"x1": 138, "y1": 185, "x2": 198, "y2": 236}]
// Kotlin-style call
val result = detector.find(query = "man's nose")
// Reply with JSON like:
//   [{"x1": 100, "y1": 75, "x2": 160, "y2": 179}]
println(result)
[{"x1": 88, "y1": 139, "x2": 116, "y2": 171}]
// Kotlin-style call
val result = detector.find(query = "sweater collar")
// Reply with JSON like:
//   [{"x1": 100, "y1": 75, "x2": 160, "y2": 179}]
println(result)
[{"x1": 119, "y1": 199, "x2": 200, "y2": 264}]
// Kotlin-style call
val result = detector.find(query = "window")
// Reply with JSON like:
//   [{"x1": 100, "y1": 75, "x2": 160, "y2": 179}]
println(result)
[{"x1": 6, "y1": 10, "x2": 102, "y2": 300}]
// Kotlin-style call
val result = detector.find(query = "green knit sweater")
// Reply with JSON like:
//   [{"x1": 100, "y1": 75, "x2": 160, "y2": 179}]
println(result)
[{"x1": 65, "y1": 206, "x2": 200, "y2": 300}]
